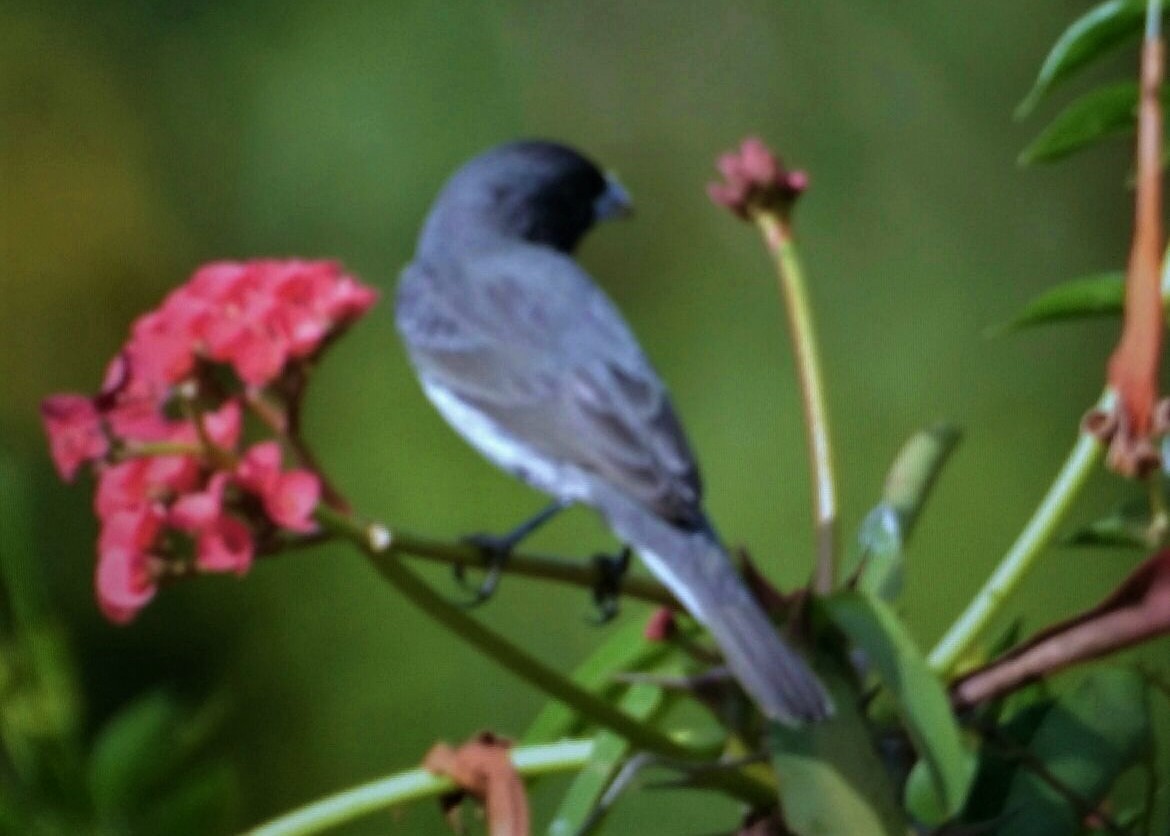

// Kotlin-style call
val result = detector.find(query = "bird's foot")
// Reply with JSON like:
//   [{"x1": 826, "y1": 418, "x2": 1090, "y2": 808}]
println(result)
[
  {"x1": 588, "y1": 546, "x2": 631, "y2": 624},
  {"x1": 453, "y1": 532, "x2": 515, "y2": 606},
  {"x1": 452, "y1": 501, "x2": 569, "y2": 606}
]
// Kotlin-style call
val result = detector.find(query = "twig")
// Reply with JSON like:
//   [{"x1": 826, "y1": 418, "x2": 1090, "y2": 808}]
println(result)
[{"x1": 388, "y1": 528, "x2": 677, "y2": 609}]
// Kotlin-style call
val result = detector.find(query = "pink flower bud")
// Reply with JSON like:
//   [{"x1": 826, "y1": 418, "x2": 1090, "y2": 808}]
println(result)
[
  {"x1": 643, "y1": 607, "x2": 678, "y2": 642},
  {"x1": 708, "y1": 136, "x2": 807, "y2": 220}
]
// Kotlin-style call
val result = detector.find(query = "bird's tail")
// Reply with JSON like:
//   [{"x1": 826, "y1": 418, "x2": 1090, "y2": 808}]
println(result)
[{"x1": 594, "y1": 492, "x2": 832, "y2": 726}]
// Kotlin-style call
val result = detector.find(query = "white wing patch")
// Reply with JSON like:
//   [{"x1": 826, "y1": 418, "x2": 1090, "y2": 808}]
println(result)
[{"x1": 421, "y1": 378, "x2": 593, "y2": 506}]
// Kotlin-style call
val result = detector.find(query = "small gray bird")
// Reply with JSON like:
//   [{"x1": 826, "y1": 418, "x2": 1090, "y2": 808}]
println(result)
[{"x1": 396, "y1": 140, "x2": 831, "y2": 726}]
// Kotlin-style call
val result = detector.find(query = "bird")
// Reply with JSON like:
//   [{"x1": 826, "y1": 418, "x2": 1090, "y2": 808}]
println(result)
[{"x1": 395, "y1": 139, "x2": 832, "y2": 726}]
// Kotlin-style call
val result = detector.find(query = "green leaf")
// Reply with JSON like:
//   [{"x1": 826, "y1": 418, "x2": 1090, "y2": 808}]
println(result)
[
  {"x1": 880, "y1": 424, "x2": 962, "y2": 529},
  {"x1": 854, "y1": 506, "x2": 903, "y2": 600},
  {"x1": 88, "y1": 692, "x2": 185, "y2": 817},
  {"x1": 0, "y1": 456, "x2": 83, "y2": 754},
  {"x1": 994, "y1": 271, "x2": 1125, "y2": 333},
  {"x1": 87, "y1": 690, "x2": 226, "y2": 820},
  {"x1": 825, "y1": 592, "x2": 977, "y2": 822},
  {"x1": 998, "y1": 668, "x2": 1150, "y2": 836},
  {"x1": 1064, "y1": 496, "x2": 1155, "y2": 549},
  {"x1": 547, "y1": 680, "x2": 665, "y2": 836},
  {"x1": 904, "y1": 758, "x2": 950, "y2": 824},
  {"x1": 770, "y1": 667, "x2": 906, "y2": 836},
  {"x1": 1016, "y1": 0, "x2": 1146, "y2": 118},
  {"x1": 1150, "y1": 680, "x2": 1170, "y2": 835},
  {"x1": 1019, "y1": 82, "x2": 1139, "y2": 165},
  {"x1": 521, "y1": 618, "x2": 676, "y2": 745},
  {"x1": 961, "y1": 700, "x2": 1055, "y2": 825},
  {"x1": 18, "y1": 627, "x2": 82, "y2": 746},
  {"x1": 851, "y1": 424, "x2": 961, "y2": 601}
]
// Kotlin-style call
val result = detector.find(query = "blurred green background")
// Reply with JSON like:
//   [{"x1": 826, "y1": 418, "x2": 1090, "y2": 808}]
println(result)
[{"x1": 2, "y1": 1, "x2": 1163, "y2": 832}]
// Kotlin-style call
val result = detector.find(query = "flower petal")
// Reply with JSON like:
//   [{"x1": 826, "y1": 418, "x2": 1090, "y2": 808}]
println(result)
[
  {"x1": 196, "y1": 515, "x2": 254, "y2": 575},
  {"x1": 41, "y1": 394, "x2": 107, "y2": 481},
  {"x1": 265, "y1": 469, "x2": 321, "y2": 533}
]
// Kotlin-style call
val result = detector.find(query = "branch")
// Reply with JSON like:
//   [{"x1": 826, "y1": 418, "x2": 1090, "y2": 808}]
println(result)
[
  {"x1": 951, "y1": 549, "x2": 1170, "y2": 709},
  {"x1": 313, "y1": 505, "x2": 776, "y2": 808},
  {"x1": 384, "y1": 527, "x2": 677, "y2": 609}
]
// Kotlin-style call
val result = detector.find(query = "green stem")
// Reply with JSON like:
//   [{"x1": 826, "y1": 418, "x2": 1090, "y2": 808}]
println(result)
[
  {"x1": 927, "y1": 389, "x2": 1113, "y2": 675},
  {"x1": 313, "y1": 506, "x2": 775, "y2": 807},
  {"x1": 245, "y1": 739, "x2": 595, "y2": 836},
  {"x1": 116, "y1": 440, "x2": 203, "y2": 460},
  {"x1": 756, "y1": 213, "x2": 839, "y2": 594}
]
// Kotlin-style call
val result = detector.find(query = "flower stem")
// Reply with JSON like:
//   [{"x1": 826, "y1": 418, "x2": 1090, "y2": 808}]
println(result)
[
  {"x1": 927, "y1": 390, "x2": 1113, "y2": 675},
  {"x1": 755, "y1": 212, "x2": 839, "y2": 594},
  {"x1": 116, "y1": 440, "x2": 204, "y2": 460},
  {"x1": 245, "y1": 739, "x2": 595, "y2": 836},
  {"x1": 313, "y1": 506, "x2": 775, "y2": 806}
]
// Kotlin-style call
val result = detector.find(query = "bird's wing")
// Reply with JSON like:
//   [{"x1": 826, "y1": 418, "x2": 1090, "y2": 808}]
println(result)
[{"x1": 396, "y1": 250, "x2": 703, "y2": 526}]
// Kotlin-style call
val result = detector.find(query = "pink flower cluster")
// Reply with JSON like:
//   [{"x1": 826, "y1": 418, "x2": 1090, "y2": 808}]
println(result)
[
  {"x1": 707, "y1": 136, "x2": 808, "y2": 220},
  {"x1": 41, "y1": 259, "x2": 378, "y2": 623}
]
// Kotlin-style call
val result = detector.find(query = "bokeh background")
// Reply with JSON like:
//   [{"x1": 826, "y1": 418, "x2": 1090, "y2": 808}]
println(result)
[{"x1": 2, "y1": 1, "x2": 1163, "y2": 832}]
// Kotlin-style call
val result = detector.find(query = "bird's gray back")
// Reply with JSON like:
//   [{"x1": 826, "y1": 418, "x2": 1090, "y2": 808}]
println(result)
[{"x1": 396, "y1": 246, "x2": 704, "y2": 527}]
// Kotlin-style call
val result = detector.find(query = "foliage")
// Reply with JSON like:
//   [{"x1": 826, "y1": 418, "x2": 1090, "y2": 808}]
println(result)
[
  {"x1": 12, "y1": 1, "x2": 1170, "y2": 834},
  {"x1": 0, "y1": 458, "x2": 236, "y2": 834}
]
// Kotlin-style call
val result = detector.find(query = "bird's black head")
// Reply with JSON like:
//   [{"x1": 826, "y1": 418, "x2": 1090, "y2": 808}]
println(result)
[{"x1": 417, "y1": 140, "x2": 632, "y2": 256}]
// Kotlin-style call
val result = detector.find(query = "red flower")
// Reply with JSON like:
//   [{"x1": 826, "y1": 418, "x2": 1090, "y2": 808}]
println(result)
[
  {"x1": 238, "y1": 441, "x2": 321, "y2": 533},
  {"x1": 126, "y1": 305, "x2": 199, "y2": 388},
  {"x1": 94, "y1": 455, "x2": 201, "y2": 519},
  {"x1": 169, "y1": 473, "x2": 228, "y2": 531},
  {"x1": 41, "y1": 395, "x2": 108, "y2": 481},
  {"x1": 195, "y1": 516, "x2": 255, "y2": 574},
  {"x1": 201, "y1": 400, "x2": 244, "y2": 450},
  {"x1": 41, "y1": 258, "x2": 376, "y2": 623},
  {"x1": 169, "y1": 474, "x2": 255, "y2": 574},
  {"x1": 187, "y1": 259, "x2": 376, "y2": 387},
  {"x1": 96, "y1": 506, "x2": 163, "y2": 624}
]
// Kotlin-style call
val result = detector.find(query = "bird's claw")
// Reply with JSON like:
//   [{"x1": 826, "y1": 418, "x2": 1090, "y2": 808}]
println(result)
[
  {"x1": 452, "y1": 501, "x2": 568, "y2": 606},
  {"x1": 588, "y1": 546, "x2": 631, "y2": 624},
  {"x1": 453, "y1": 533, "x2": 514, "y2": 606}
]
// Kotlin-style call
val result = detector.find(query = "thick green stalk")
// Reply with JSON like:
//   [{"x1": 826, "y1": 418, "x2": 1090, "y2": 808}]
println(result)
[
  {"x1": 756, "y1": 212, "x2": 839, "y2": 594},
  {"x1": 927, "y1": 390, "x2": 1112, "y2": 675},
  {"x1": 245, "y1": 739, "x2": 595, "y2": 836}
]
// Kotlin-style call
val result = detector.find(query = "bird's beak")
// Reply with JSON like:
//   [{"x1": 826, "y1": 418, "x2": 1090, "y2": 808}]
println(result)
[{"x1": 593, "y1": 172, "x2": 634, "y2": 222}]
